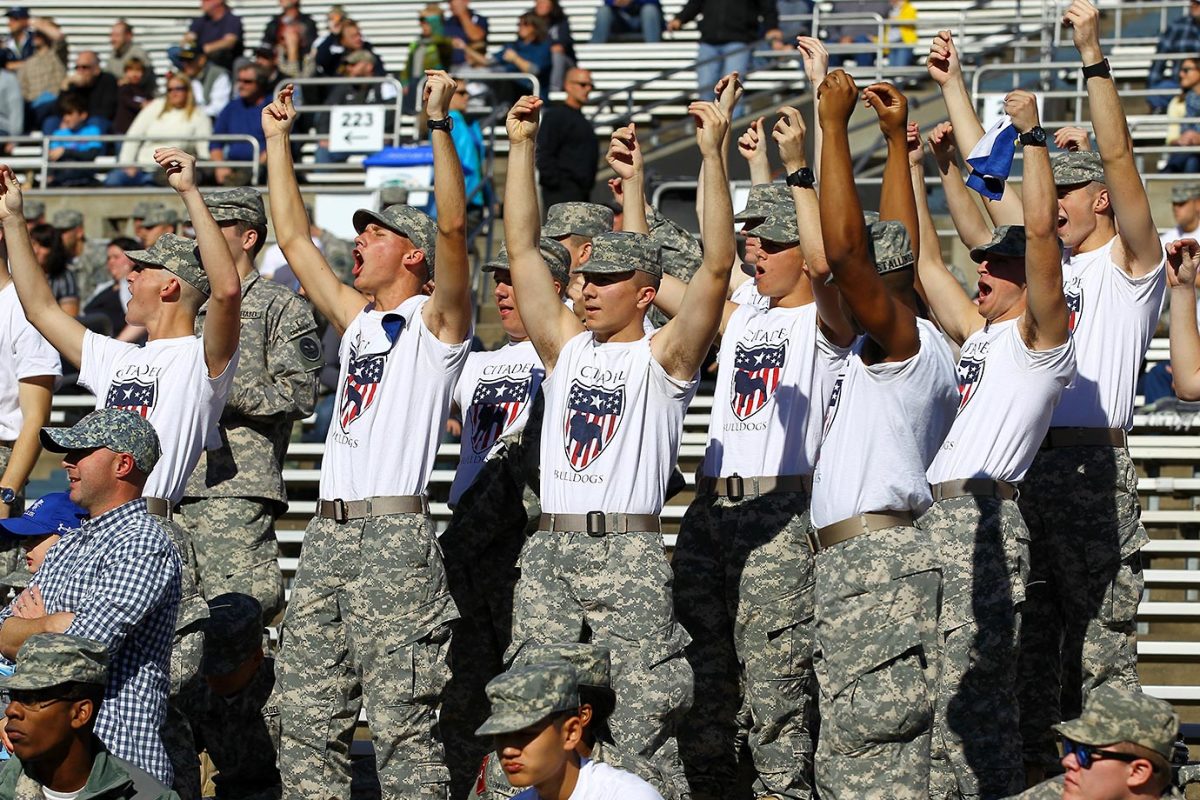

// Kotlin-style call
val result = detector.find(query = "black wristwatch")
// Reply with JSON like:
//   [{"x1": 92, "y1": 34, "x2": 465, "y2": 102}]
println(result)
[
  {"x1": 426, "y1": 116, "x2": 454, "y2": 134},
  {"x1": 0, "y1": 487, "x2": 15, "y2": 506},
  {"x1": 1018, "y1": 126, "x2": 1048, "y2": 147},
  {"x1": 1082, "y1": 58, "x2": 1112, "y2": 80},
  {"x1": 785, "y1": 167, "x2": 815, "y2": 189}
]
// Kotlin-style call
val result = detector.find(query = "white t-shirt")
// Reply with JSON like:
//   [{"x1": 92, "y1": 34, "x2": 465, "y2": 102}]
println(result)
[
  {"x1": 511, "y1": 758, "x2": 663, "y2": 800},
  {"x1": 0, "y1": 283, "x2": 61, "y2": 441},
  {"x1": 703, "y1": 303, "x2": 847, "y2": 478},
  {"x1": 1052, "y1": 236, "x2": 1165, "y2": 430},
  {"x1": 42, "y1": 787, "x2": 82, "y2": 800},
  {"x1": 321, "y1": 295, "x2": 471, "y2": 501},
  {"x1": 540, "y1": 332, "x2": 696, "y2": 515},
  {"x1": 811, "y1": 318, "x2": 959, "y2": 528},
  {"x1": 449, "y1": 339, "x2": 544, "y2": 506},
  {"x1": 1160, "y1": 224, "x2": 1199, "y2": 251},
  {"x1": 927, "y1": 319, "x2": 1076, "y2": 484},
  {"x1": 78, "y1": 332, "x2": 237, "y2": 504},
  {"x1": 730, "y1": 278, "x2": 770, "y2": 310},
  {"x1": 259, "y1": 237, "x2": 323, "y2": 281}
]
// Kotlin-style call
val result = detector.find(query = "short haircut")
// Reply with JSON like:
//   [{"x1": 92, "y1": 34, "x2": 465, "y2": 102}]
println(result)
[
  {"x1": 108, "y1": 235, "x2": 140, "y2": 251},
  {"x1": 124, "y1": 56, "x2": 145, "y2": 71},
  {"x1": 232, "y1": 219, "x2": 269, "y2": 259},
  {"x1": 114, "y1": 19, "x2": 132, "y2": 35},
  {"x1": 57, "y1": 92, "x2": 88, "y2": 116}
]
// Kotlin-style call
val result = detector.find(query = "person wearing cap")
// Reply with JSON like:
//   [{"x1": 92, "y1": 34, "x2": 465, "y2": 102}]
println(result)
[
  {"x1": 139, "y1": 208, "x2": 180, "y2": 251},
  {"x1": 81, "y1": 236, "x2": 145, "y2": 343},
  {"x1": 1006, "y1": 685, "x2": 1180, "y2": 800},
  {"x1": 471, "y1": 644, "x2": 679, "y2": 800},
  {"x1": 176, "y1": 187, "x2": 320, "y2": 623},
  {"x1": 0, "y1": 633, "x2": 178, "y2": 800},
  {"x1": 1143, "y1": 184, "x2": 1200, "y2": 406},
  {"x1": 0, "y1": 410, "x2": 181, "y2": 784},
  {"x1": 178, "y1": 45, "x2": 231, "y2": 120},
  {"x1": 439, "y1": 237, "x2": 569, "y2": 795},
  {"x1": 540, "y1": 202, "x2": 613, "y2": 323},
  {"x1": 907, "y1": 92, "x2": 1077, "y2": 799},
  {"x1": 478, "y1": 664, "x2": 663, "y2": 800},
  {"x1": 2, "y1": 8, "x2": 35, "y2": 66},
  {"x1": 263, "y1": 71, "x2": 473, "y2": 798},
  {"x1": 184, "y1": 593, "x2": 280, "y2": 800},
  {"x1": 16, "y1": 24, "x2": 66, "y2": 129},
  {"x1": 808, "y1": 72, "x2": 959, "y2": 799},
  {"x1": 503, "y1": 92, "x2": 739, "y2": 787},
  {"x1": 0, "y1": 491, "x2": 86, "y2": 589},
  {"x1": 52, "y1": 208, "x2": 107, "y2": 305},
  {"x1": 20, "y1": 199, "x2": 41, "y2": 229},
  {"x1": 1013, "y1": 1, "x2": 1169, "y2": 779},
  {"x1": 1161, "y1": 184, "x2": 1200, "y2": 252},
  {"x1": 209, "y1": 64, "x2": 271, "y2": 187}
]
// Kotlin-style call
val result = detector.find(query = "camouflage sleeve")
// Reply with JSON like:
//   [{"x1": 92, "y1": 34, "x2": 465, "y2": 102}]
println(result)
[{"x1": 228, "y1": 293, "x2": 322, "y2": 421}]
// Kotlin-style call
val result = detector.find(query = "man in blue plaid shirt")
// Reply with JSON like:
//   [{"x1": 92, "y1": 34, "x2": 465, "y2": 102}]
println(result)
[
  {"x1": 1151, "y1": 0, "x2": 1200, "y2": 112},
  {"x1": 0, "y1": 409, "x2": 182, "y2": 785}
]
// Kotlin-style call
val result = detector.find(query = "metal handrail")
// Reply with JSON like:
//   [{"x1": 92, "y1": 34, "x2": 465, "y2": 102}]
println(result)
[
  {"x1": 1052, "y1": 0, "x2": 1189, "y2": 49},
  {"x1": 274, "y1": 75, "x2": 406, "y2": 147},
  {"x1": 412, "y1": 71, "x2": 541, "y2": 142},
  {"x1": 10, "y1": 133, "x2": 260, "y2": 186}
]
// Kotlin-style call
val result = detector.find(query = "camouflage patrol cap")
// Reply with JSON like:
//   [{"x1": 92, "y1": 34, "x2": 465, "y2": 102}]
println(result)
[
  {"x1": 734, "y1": 183, "x2": 791, "y2": 225},
  {"x1": 866, "y1": 220, "x2": 914, "y2": 274},
  {"x1": 1172, "y1": 182, "x2": 1200, "y2": 204},
  {"x1": 483, "y1": 238, "x2": 571, "y2": 286},
  {"x1": 40, "y1": 408, "x2": 163, "y2": 474},
  {"x1": 648, "y1": 210, "x2": 702, "y2": 281},
  {"x1": 476, "y1": 663, "x2": 580, "y2": 736},
  {"x1": 123, "y1": 233, "x2": 210, "y2": 296},
  {"x1": 0, "y1": 633, "x2": 108, "y2": 690},
  {"x1": 969, "y1": 225, "x2": 1027, "y2": 263},
  {"x1": 50, "y1": 209, "x2": 83, "y2": 230},
  {"x1": 749, "y1": 210, "x2": 800, "y2": 246},
  {"x1": 352, "y1": 204, "x2": 437, "y2": 271},
  {"x1": 516, "y1": 643, "x2": 612, "y2": 689},
  {"x1": 1052, "y1": 151, "x2": 1105, "y2": 187},
  {"x1": 23, "y1": 198, "x2": 44, "y2": 221},
  {"x1": 862, "y1": 210, "x2": 880, "y2": 225},
  {"x1": 203, "y1": 187, "x2": 266, "y2": 226},
  {"x1": 201, "y1": 593, "x2": 265, "y2": 676},
  {"x1": 1055, "y1": 684, "x2": 1178, "y2": 759},
  {"x1": 131, "y1": 201, "x2": 163, "y2": 222},
  {"x1": 573, "y1": 231, "x2": 661, "y2": 278},
  {"x1": 141, "y1": 206, "x2": 180, "y2": 228},
  {"x1": 543, "y1": 203, "x2": 614, "y2": 239}
]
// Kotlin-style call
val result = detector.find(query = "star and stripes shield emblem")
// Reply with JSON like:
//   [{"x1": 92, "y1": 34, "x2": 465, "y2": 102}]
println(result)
[
  {"x1": 339, "y1": 347, "x2": 386, "y2": 433},
  {"x1": 1065, "y1": 282, "x2": 1083, "y2": 332},
  {"x1": 822, "y1": 374, "x2": 844, "y2": 438},
  {"x1": 730, "y1": 341, "x2": 786, "y2": 420},
  {"x1": 563, "y1": 382, "x2": 624, "y2": 471},
  {"x1": 468, "y1": 375, "x2": 531, "y2": 454},
  {"x1": 105, "y1": 378, "x2": 157, "y2": 418},
  {"x1": 956, "y1": 355, "x2": 986, "y2": 411}
]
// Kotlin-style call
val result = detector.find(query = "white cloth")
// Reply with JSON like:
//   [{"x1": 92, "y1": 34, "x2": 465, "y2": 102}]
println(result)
[
  {"x1": 511, "y1": 758, "x2": 664, "y2": 800},
  {"x1": 1159, "y1": 224, "x2": 1200, "y2": 251},
  {"x1": 703, "y1": 303, "x2": 847, "y2": 478},
  {"x1": 1051, "y1": 235, "x2": 1166, "y2": 430},
  {"x1": 321, "y1": 295, "x2": 471, "y2": 501},
  {"x1": 78, "y1": 332, "x2": 237, "y2": 504},
  {"x1": 811, "y1": 318, "x2": 959, "y2": 528},
  {"x1": 191, "y1": 71, "x2": 232, "y2": 119},
  {"x1": 259, "y1": 237, "x2": 323, "y2": 281},
  {"x1": 927, "y1": 319, "x2": 1076, "y2": 484},
  {"x1": 117, "y1": 97, "x2": 213, "y2": 167},
  {"x1": 540, "y1": 332, "x2": 696, "y2": 515},
  {"x1": 730, "y1": 278, "x2": 770, "y2": 310},
  {"x1": 42, "y1": 787, "x2": 83, "y2": 800},
  {"x1": 449, "y1": 339, "x2": 544, "y2": 505},
  {"x1": 0, "y1": 282, "x2": 61, "y2": 441}
]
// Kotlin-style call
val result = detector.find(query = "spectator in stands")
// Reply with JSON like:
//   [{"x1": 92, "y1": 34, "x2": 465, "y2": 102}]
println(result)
[
  {"x1": 27, "y1": 224, "x2": 77, "y2": 316},
  {"x1": 0, "y1": 52, "x2": 22, "y2": 138},
  {"x1": 45, "y1": 94, "x2": 103, "y2": 188},
  {"x1": 531, "y1": 0, "x2": 575, "y2": 92},
  {"x1": 263, "y1": 23, "x2": 313, "y2": 81},
  {"x1": 1151, "y1": 0, "x2": 1200, "y2": 114},
  {"x1": 314, "y1": 18, "x2": 385, "y2": 78},
  {"x1": 60, "y1": 51, "x2": 118, "y2": 125},
  {"x1": 0, "y1": 494, "x2": 86, "y2": 580},
  {"x1": 590, "y1": 0, "x2": 663, "y2": 44},
  {"x1": 885, "y1": 0, "x2": 918, "y2": 69},
  {"x1": 401, "y1": 5, "x2": 453, "y2": 112},
  {"x1": 17, "y1": 28, "x2": 65, "y2": 130},
  {"x1": 52, "y1": 209, "x2": 106, "y2": 306},
  {"x1": 668, "y1": 0, "x2": 782, "y2": 100},
  {"x1": 103, "y1": 21, "x2": 155, "y2": 97},
  {"x1": 465, "y1": 12, "x2": 552, "y2": 100},
  {"x1": 80, "y1": 237, "x2": 139, "y2": 340},
  {"x1": 823, "y1": 0, "x2": 890, "y2": 67},
  {"x1": 180, "y1": 0, "x2": 244, "y2": 72},
  {"x1": 313, "y1": 4, "x2": 345, "y2": 54},
  {"x1": 1164, "y1": 57, "x2": 1200, "y2": 173},
  {"x1": 178, "y1": 44, "x2": 231, "y2": 119},
  {"x1": 110, "y1": 74, "x2": 210, "y2": 188},
  {"x1": 262, "y1": 0, "x2": 317, "y2": 57},
  {"x1": 417, "y1": 77, "x2": 486, "y2": 230},
  {"x1": 111, "y1": 57, "x2": 150, "y2": 135},
  {"x1": 536, "y1": 67, "x2": 596, "y2": 205},
  {"x1": 445, "y1": 0, "x2": 488, "y2": 66},
  {"x1": 314, "y1": 50, "x2": 396, "y2": 164},
  {"x1": 3, "y1": 8, "x2": 35, "y2": 65},
  {"x1": 210, "y1": 63, "x2": 270, "y2": 186},
  {"x1": 777, "y1": 0, "x2": 815, "y2": 42}
]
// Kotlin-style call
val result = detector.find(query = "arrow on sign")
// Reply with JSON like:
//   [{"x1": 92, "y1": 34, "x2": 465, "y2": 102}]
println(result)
[{"x1": 342, "y1": 131, "x2": 373, "y2": 145}]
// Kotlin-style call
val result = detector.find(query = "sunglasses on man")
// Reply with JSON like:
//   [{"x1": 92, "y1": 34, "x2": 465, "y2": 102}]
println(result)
[{"x1": 1061, "y1": 738, "x2": 1144, "y2": 769}]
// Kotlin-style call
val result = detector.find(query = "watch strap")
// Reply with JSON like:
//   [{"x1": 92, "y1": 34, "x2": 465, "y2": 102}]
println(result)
[
  {"x1": 1082, "y1": 58, "x2": 1111, "y2": 80},
  {"x1": 427, "y1": 116, "x2": 453, "y2": 133},
  {"x1": 1018, "y1": 127, "x2": 1048, "y2": 147},
  {"x1": 785, "y1": 167, "x2": 815, "y2": 189}
]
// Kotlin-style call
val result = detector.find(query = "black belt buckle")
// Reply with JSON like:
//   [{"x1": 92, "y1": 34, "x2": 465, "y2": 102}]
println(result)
[
  {"x1": 727, "y1": 473, "x2": 744, "y2": 502},
  {"x1": 586, "y1": 510, "x2": 606, "y2": 537},
  {"x1": 333, "y1": 499, "x2": 348, "y2": 524}
]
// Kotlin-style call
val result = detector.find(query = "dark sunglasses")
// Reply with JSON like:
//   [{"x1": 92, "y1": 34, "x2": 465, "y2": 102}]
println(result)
[{"x1": 1061, "y1": 738, "x2": 1142, "y2": 769}]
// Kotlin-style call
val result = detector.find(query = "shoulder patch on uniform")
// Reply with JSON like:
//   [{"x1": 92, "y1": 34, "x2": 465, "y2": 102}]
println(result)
[{"x1": 297, "y1": 333, "x2": 323, "y2": 369}]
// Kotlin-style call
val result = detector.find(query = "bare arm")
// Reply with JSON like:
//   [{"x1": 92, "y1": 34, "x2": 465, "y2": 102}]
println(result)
[
  {"x1": 925, "y1": 122, "x2": 994, "y2": 249},
  {"x1": 263, "y1": 85, "x2": 365, "y2": 334},
  {"x1": 0, "y1": 376, "x2": 52, "y2": 519},
  {"x1": 1064, "y1": 0, "x2": 1163, "y2": 278},
  {"x1": 697, "y1": 72, "x2": 743, "y2": 239},
  {"x1": 0, "y1": 608, "x2": 72, "y2": 661},
  {"x1": 867, "y1": 83, "x2": 921, "y2": 267},
  {"x1": 1167, "y1": 239, "x2": 1200, "y2": 400},
  {"x1": 737, "y1": 118, "x2": 772, "y2": 185},
  {"x1": 504, "y1": 96, "x2": 583, "y2": 373},
  {"x1": 609, "y1": 124, "x2": 649, "y2": 235},
  {"x1": 797, "y1": 36, "x2": 829, "y2": 183},
  {"x1": 420, "y1": 71, "x2": 472, "y2": 343}
]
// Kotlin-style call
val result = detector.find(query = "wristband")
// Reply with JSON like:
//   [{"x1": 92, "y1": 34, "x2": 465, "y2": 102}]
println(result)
[
  {"x1": 427, "y1": 117, "x2": 454, "y2": 134},
  {"x1": 785, "y1": 167, "x2": 815, "y2": 189},
  {"x1": 1082, "y1": 58, "x2": 1111, "y2": 80}
]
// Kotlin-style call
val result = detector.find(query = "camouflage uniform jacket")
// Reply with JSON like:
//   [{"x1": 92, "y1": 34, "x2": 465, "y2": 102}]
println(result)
[
  {"x1": 0, "y1": 746, "x2": 180, "y2": 800},
  {"x1": 188, "y1": 657, "x2": 280, "y2": 800},
  {"x1": 317, "y1": 229, "x2": 355, "y2": 285},
  {"x1": 72, "y1": 241, "x2": 112, "y2": 305},
  {"x1": 185, "y1": 272, "x2": 321, "y2": 507}
]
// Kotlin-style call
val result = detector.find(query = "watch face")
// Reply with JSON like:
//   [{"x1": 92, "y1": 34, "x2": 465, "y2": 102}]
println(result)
[{"x1": 0, "y1": 489, "x2": 14, "y2": 504}]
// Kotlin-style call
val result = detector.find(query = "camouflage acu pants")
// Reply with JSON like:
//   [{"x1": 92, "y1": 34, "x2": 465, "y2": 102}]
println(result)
[
  {"x1": 1016, "y1": 445, "x2": 1145, "y2": 768},
  {"x1": 176, "y1": 496, "x2": 286, "y2": 623},
  {"x1": 918, "y1": 496, "x2": 1028, "y2": 800},
  {"x1": 813, "y1": 524, "x2": 940, "y2": 800},
  {"x1": 506, "y1": 528, "x2": 693, "y2": 793},
  {"x1": 275, "y1": 512, "x2": 457, "y2": 800},
  {"x1": 672, "y1": 491, "x2": 816, "y2": 800},
  {"x1": 0, "y1": 444, "x2": 26, "y2": 592}
]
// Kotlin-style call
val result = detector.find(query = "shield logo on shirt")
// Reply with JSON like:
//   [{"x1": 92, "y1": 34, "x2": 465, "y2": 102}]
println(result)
[
  {"x1": 956, "y1": 355, "x2": 986, "y2": 411},
  {"x1": 339, "y1": 345, "x2": 386, "y2": 433},
  {"x1": 105, "y1": 377, "x2": 157, "y2": 418},
  {"x1": 821, "y1": 373, "x2": 845, "y2": 438},
  {"x1": 468, "y1": 375, "x2": 531, "y2": 454},
  {"x1": 563, "y1": 382, "x2": 625, "y2": 471},
  {"x1": 1065, "y1": 280, "x2": 1083, "y2": 332},
  {"x1": 730, "y1": 341, "x2": 786, "y2": 420}
]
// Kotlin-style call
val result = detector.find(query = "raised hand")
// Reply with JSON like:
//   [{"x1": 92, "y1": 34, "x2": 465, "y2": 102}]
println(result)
[
  {"x1": 606, "y1": 123, "x2": 642, "y2": 181},
  {"x1": 796, "y1": 36, "x2": 830, "y2": 87},
  {"x1": 690, "y1": 101, "x2": 730, "y2": 157},
  {"x1": 715, "y1": 71, "x2": 743, "y2": 119},
  {"x1": 906, "y1": 121, "x2": 924, "y2": 167},
  {"x1": 423, "y1": 69, "x2": 456, "y2": 118},
  {"x1": 506, "y1": 95, "x2": 542, "y2": 144},
  {"x1": 154, "y1": 147, "x2": 197, "y2": 194},
  {"x1": 772, "y1": 107, "x2": 808, "y2": 171},
  {"x1": 1062, "y1": 0, "x2": 1102, "y2": 63},
  {"x1": 0, "y1": 164, "x2": 23, "y2": 221},
  {"x1": 1167, "y1": 238, "x2": 1200, "y2": 289},
  {"x1": 817, "y1": 69, "x2": 858, "y2": 127},
  {"x1": 863, "y1": 82, "x2": 908, "y2": 139},
  {"x1": 1004, "y1": 89, "x2": 1041, "y2": 134},
  {"x1": 608, "y1": 176, "x2": 624, "y2": 205},
  {"x1": 927, "y1": 30, "x2": 961, "y2": 87},
  {"x1": 1054, "y1": 126, "x2": 1093, "y2": 152},
  {"x1": 262, "y1": 84, "x2": 299, "y2": 139},
  {"x1": 737, "y1": 117, "x2": 767, "y2": 163}
]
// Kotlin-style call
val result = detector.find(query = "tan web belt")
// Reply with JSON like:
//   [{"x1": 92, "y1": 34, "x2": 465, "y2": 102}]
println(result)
[
  {"x1": 538, "y1": 512, "x2": 661, "y2": 536},
  {"x1": 815, "y1": 510, "x2": 915, "y2": 550},
  {"x1": 317, "y1": 495, "x2": 428, "y2": 523},
  {"x1": 144, "y1": 497, "x2": 173, "y2": 520},
  {"x1": 695, "y1": 473, "x2": 813, "y2": 500},
  {"x1": 930, "y1": 478, "x2": 1017, "y2": 502}
]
